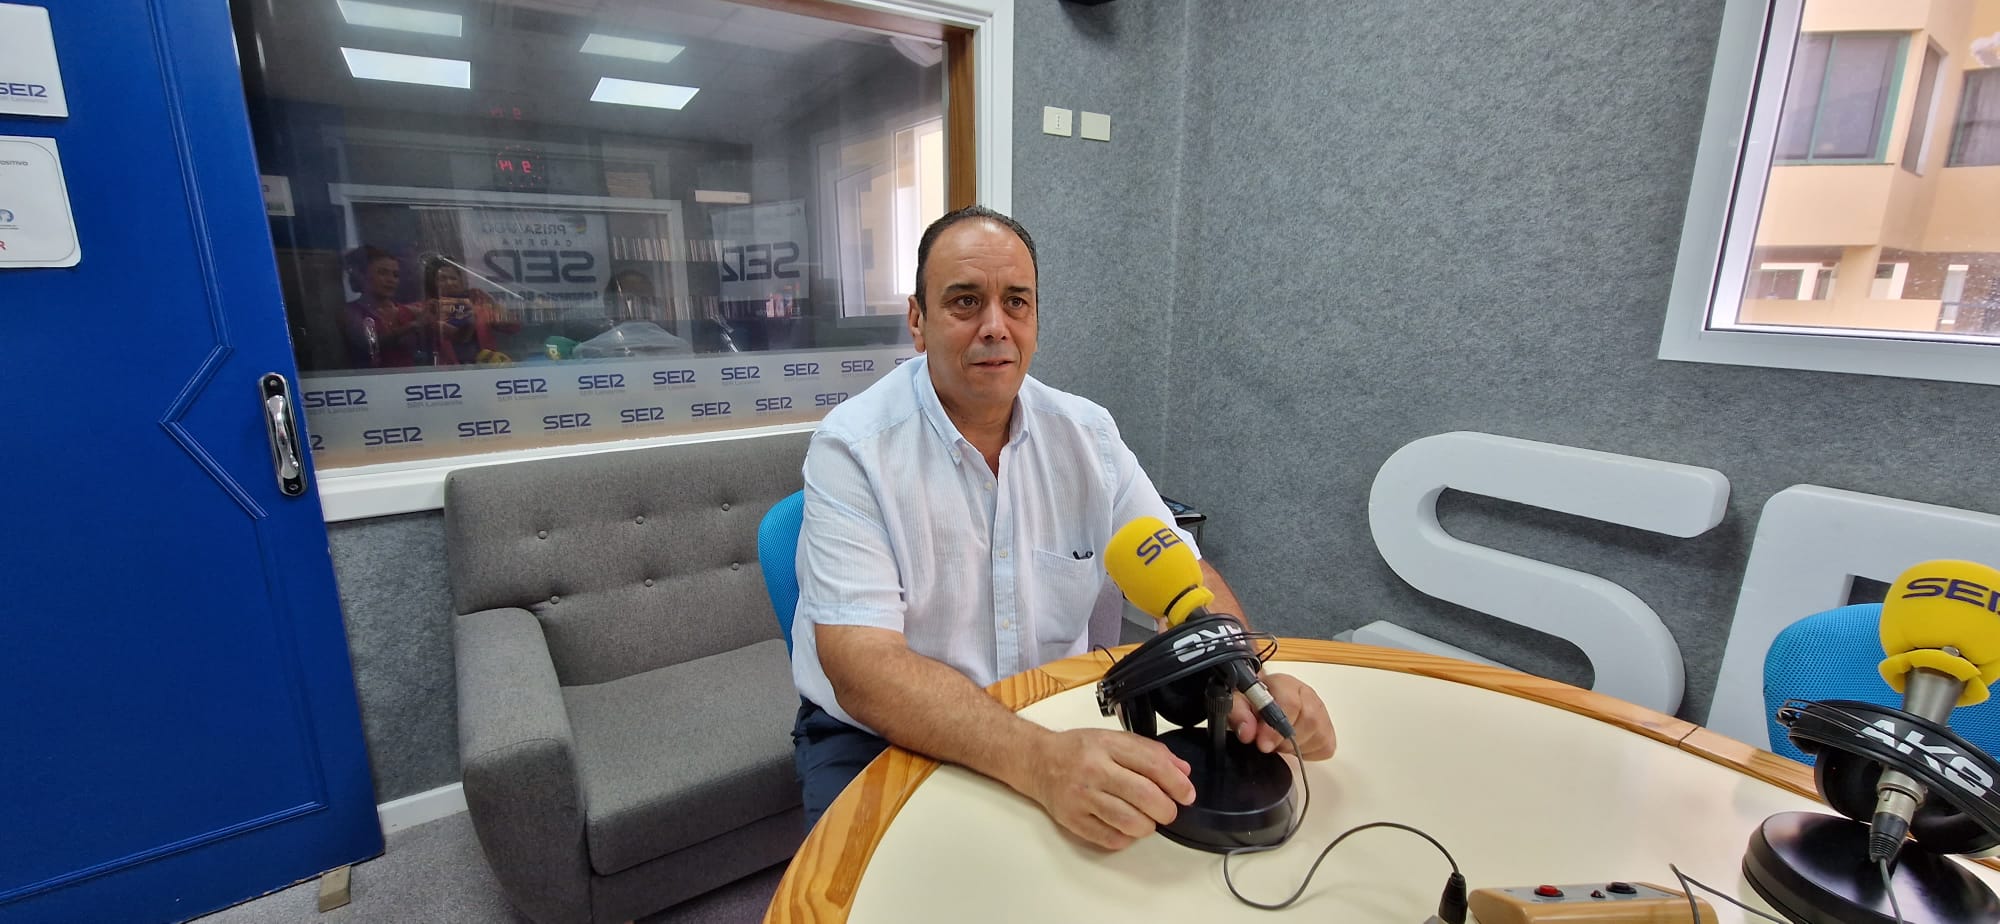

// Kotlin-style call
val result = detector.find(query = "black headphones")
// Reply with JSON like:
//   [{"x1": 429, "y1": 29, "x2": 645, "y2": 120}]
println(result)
[
  {"x1": 1098, "y1": 614, "x2": 1273, "y2": 738},
  {"x1": 1778, "y1": 698, "x2": 2000, "y2": 857}
]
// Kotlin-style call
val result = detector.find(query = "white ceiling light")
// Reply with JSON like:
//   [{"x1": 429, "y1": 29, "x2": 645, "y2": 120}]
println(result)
[
  {"x1": 336, "y1": 0, "x2": 463, "y2": 37},
  {"x1": 590, "y1": 77, "x2": 699, "y2": 110},
  {"x1": 581, "y1": 33, "x2": 685, "y2": 64},
  {"x1": 341, "y1": 47, "x2": 471, "y2": 88}
]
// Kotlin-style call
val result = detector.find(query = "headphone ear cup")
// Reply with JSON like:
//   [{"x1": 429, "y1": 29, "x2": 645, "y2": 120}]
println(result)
[
  {"x1": 1117, "y1": 693, "x2": 1158, "y2": 738},
  {"x1": 1814, "y1": 746, "x2": 1883, "y2": 825},
  {"x1": 1908, "y1": 800, "x2": 2000, "y2": 856},
  {"x1": 1152, "y1": 679, "x2": 1209, "y2": 729}
]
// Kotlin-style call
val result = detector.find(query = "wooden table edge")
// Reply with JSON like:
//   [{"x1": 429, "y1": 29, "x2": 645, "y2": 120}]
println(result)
[{"x1": 762, "y1": 637, "x2": 1976, "y2": 921}]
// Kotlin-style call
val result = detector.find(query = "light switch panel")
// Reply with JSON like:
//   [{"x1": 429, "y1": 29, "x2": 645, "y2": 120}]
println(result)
[
  {"x1": 1042, "y1": 106, "x2": 1072, "y2": 137},
  {"x1": 1080, "y1": 111, "x2": 1110, "y2": 142}
]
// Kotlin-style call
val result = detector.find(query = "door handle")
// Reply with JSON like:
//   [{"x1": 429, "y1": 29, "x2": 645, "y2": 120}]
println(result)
[{"x1": 260, "y1": 373, "x2": 308, "y2": 497}]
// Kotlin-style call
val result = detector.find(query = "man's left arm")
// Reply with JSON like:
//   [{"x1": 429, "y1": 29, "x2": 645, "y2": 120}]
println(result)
[{"x1": 1200, "y1": 561, "x2": 1337, "y2": 762}]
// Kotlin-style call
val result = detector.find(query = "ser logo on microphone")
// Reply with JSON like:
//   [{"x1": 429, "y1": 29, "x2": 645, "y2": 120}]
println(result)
[
  {"x1": 1901, "y1": 576, "x2": 2000, "y2": 613},
  {"x1": 1860, "y1": 718, "x2": 1997, "y2": 797},
  {"x1": 1134, "y1": 528, "x2": 1183, "y2": 565}
]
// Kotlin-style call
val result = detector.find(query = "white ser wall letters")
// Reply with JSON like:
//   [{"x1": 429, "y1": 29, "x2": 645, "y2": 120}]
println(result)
[
  {"x1": 1708, "y1": 486, "x2": 2000, "y2": 749},
  {"x1": 1368, "y1": 432, "x2": 1731, "y2": 716}
]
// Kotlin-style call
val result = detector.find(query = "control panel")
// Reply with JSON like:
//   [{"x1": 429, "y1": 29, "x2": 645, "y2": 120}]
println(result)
[{"x1": 1468, "y1": 881, "x2": 1717, "y2": 923}]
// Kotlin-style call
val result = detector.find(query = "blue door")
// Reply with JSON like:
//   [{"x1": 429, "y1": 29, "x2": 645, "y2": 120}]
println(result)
[{"x1": 0, "y1": 2, "x2": 382, "y2": 922}]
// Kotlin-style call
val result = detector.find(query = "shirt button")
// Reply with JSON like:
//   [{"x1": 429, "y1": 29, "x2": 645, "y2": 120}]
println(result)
[
  {"x1": 549, "y1": 595, "x2": 561, "y2": 604},
  {"x1": 730, "y1": 562, "x2": 741, "y2": 571},
  {"x1": 997, "y1": 550, "x2": 1009, "y2": 559},
  {"x1": 643, "y1": 578, "x2": 654, "y2": 587},
  {"x1": 720, "y1": 502, "x2": 731, "y2": 511},
  {"x1": 536, "y1": 530, "x2": 549, "y2": 540},
  {"x1": 1001, "y1": 620, "x2": 1013, "y2": 630},
  {"x1": 634, "y1": 515, "x2": 645, "y2": 524}
]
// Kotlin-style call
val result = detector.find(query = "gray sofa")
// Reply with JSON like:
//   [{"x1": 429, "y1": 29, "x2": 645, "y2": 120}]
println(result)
[{"x1": 446, "y1": 433, "x2": 811, "y2": 924}]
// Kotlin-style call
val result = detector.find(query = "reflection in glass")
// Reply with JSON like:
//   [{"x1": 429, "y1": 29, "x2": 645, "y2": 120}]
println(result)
[{"x1": 235, "y1": 0, "x2": 953, "y2": 466}]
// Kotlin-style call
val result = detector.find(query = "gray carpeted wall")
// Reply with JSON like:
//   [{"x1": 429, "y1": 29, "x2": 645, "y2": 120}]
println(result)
[
  {"x1": 333, "y1": 0, "x2": 2000, "y2": 802},
  {"x1": 1136, "y1": 0, "x2": 1998, "y2": 726}
]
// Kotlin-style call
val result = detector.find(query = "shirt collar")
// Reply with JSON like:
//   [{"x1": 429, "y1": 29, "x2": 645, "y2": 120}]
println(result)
[{"x1": 910, "y1": 354, "x2": 1034, "y2": 465}]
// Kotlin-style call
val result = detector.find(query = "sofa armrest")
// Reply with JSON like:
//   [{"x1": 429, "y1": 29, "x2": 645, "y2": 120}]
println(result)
[{"x1": 454, "y1": 607, "x2": 592, "y2": 924}]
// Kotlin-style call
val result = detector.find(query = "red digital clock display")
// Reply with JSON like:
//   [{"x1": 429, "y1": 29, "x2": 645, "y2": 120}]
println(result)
[{"x1": 493, "y1": 146, "x2": 548, "y2": 191}]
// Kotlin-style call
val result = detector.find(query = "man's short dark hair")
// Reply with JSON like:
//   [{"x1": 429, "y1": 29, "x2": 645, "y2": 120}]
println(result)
[{"x1": 913, "y1": 205, "x2": 1037, "y2": 313}]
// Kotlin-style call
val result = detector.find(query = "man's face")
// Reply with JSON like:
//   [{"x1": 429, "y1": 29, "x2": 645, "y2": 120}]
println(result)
[
  {"x1": 367, "y1": 258, "x2": 400, "y2": 300},
  {"x1": 906, "y1": 219, "x2": 1037, "y2": 419}
]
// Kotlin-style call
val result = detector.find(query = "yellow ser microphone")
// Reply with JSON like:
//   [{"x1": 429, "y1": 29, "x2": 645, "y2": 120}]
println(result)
[
  {"x1": 1102, "y1": 517, "x2": 1295, "y2": 739},
  {"x1": 1869, "y1": 559, "x2": 2000, "y2": 861},
  {"x1": 1103, "y1": 516, "x2": 1213, "y2": 628}
]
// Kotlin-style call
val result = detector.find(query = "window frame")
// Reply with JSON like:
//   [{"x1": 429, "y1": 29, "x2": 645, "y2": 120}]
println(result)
[
  {"x1": 313, "y1": 0, "x2": 1015, "y2": 522},
  {"x1": 1660, "y1": 0, "x2": 2000, "y2": 388}
]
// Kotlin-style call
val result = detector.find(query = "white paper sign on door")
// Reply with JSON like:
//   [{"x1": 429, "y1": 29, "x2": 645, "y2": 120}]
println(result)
[
  {"x1": 0, "y1": 136, "x2": 80, "y2": 268},
  {"x1": 0, "y1": 4, "x2": 69, "y2": 118}
]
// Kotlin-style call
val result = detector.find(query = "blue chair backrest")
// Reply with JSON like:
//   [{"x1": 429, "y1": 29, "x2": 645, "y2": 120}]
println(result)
[
  {"x1": 758, "y1": 490, "x2": 806, "y2": 654},
  {"x1": 1764, "y1": 602, "x2": 2000, "y2": 764}
]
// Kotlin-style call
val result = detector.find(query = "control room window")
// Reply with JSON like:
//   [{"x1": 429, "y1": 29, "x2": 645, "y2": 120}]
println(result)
[
  {"x1": 236, "y1": 0, "x2": 972, "y2": 469},
  {"x1": 1661, "y1": 0, "x2": 2000, "y2": 386}
]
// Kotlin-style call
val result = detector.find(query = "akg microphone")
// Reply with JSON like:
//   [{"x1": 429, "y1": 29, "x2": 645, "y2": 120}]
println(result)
[
  {"x1": 1103, "y1": 517, "x2": 1294, "y2": 739},
  {"x1": 1867, "y1": 559, "x2": 2000, "y2": 862}
]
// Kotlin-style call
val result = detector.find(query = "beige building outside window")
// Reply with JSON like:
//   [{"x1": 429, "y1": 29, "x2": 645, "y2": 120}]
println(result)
[
  {"x1": 1666, "y1": 0, "x2": 2000, "y2": 385},
  {"x1": 1736, "y1": 0, "x2": 2000, "y2": 338}
]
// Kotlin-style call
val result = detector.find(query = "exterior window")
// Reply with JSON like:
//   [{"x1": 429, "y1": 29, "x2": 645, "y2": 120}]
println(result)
[
  {"x1": 1949, "y1": 68, "x2": 2000, "y2": 166},
  {"x1": 1776, "y1": 33, "x2": 1903, "y2": 163},
  {"x1": 236, "y1": 0, "x2": 972, "y2": 469},
  {"x1": 1662, "y1": 0, "x2": 2000, "y2": 386}
]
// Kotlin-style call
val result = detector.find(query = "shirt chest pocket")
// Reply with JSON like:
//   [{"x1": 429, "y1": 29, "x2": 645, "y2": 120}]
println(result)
[{"x1": 1029, "y1": 548, "x2": 1108, "y2": 664}]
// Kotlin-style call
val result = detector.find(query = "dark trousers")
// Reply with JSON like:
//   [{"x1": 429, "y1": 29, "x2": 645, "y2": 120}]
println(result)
[{"x1": 791, "y1": 698, "x2": 890, "y2": 829}]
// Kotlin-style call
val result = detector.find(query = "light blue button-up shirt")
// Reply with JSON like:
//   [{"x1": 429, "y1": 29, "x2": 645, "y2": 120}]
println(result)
[{"x1": 791, "y1": 354, "x2": 1197, "y2": 733}]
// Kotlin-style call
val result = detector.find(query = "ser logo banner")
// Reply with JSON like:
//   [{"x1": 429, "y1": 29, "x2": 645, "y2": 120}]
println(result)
[
  {"x1": 303, "y1": 388, "x2": 367, "y2": 410},
  {"x1": 457, "y1": 419, "x2": 511, "y2": 439}
]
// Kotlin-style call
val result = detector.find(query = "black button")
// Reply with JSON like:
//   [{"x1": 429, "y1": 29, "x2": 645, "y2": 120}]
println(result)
[{"x1": 1607, "y1": 882, "x2": 1636, "y2": 895}]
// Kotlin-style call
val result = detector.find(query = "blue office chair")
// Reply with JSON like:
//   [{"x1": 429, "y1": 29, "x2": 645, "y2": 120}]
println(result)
[
  {"x1": 758, "y1": 490, "x2": 806, "y2": 654},
  {"x1": 1764, "y1": 602, "x2": 2000, "y2": 764}
]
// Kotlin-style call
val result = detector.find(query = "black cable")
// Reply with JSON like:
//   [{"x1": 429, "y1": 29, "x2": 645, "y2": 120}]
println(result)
[
  {"x1": 1669, "y1": 864, "x2": 1786, "y2": 923},
  {"x1": 1222, "y1": 744, "x2": 1464, "y2": 917}
]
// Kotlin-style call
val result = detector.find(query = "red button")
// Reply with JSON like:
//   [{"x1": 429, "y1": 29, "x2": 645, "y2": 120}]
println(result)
[{"x1": 1535, "y1": 885, "x2": 1564, "y2": 898}]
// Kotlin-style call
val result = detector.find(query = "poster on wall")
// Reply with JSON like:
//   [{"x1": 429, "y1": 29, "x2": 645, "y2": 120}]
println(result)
[
  {"x1": 711, "y1": 199, "x2": 809, "y2": 316},
  {"x1": 455, "y1": 207, "x2": 612, "y2": 308},
  {"x1": 0, "y1": 136, "x2": 79, "y2": 268},
  {"x1": 0, "y1": 4, "x2": 68, "y2": 119}
]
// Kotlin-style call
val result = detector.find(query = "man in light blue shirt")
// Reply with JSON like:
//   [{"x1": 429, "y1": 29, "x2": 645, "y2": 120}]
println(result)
[{"x1": 791, "y1": 206, "x2": 1336, "y2": 849}]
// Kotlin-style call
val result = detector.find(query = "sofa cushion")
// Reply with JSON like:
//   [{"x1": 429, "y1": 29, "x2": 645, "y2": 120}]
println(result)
[
  {"x1": 564, "y1": 638, "x2": 802, "y2": 876},
  {"x1": 444, "y1": 432, "x2": 809, "y2": 685}
]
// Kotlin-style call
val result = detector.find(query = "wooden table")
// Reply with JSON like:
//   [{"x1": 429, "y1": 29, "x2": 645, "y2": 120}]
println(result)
[{"x1": 765, "y1": 639, "x2": 2000, "y2": 922}]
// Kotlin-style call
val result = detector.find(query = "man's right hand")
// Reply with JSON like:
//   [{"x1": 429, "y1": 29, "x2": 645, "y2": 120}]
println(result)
[{"x1": 1019, "y1": 729, "x2": 1196, "y2": 850}]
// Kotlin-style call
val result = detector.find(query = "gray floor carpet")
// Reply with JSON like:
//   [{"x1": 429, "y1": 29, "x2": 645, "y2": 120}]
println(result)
[{"x1": 194, "y1": 812, "x2": 784, "y2": 924}]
